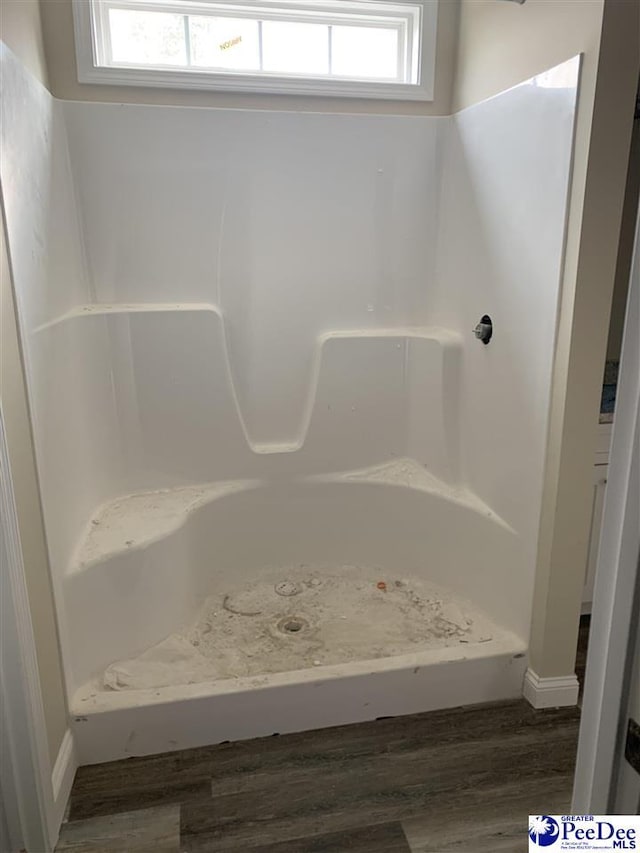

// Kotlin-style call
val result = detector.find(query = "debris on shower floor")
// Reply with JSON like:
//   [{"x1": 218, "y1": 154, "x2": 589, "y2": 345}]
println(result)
[
  {"x1": 102, "y1": 565, "x2": 496, "y2": 691},
  {"x1": 103, "y1": 636, "x2": 212, "y2": 690}
]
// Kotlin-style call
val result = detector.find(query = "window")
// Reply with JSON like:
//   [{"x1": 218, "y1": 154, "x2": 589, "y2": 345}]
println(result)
[{"x1": 73, "y1": 0, "x2": 437, "y2": 100}]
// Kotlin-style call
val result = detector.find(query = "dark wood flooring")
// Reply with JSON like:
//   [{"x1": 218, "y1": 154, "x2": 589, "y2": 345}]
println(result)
[
  {"x1": 56, "y1": 618, "x2": 590, "y2": 852},
  {"x1": 55, "y1": 699, "x2": 580, "y2": 852}
]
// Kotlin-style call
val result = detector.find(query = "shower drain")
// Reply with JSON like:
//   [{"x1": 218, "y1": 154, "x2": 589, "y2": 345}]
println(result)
[
  {"x1": 274, "y1": 581, "x2": 301, "y2": 597},
  {"x1": 277, "y1": 616, "x2": 309, "y2": 635}
]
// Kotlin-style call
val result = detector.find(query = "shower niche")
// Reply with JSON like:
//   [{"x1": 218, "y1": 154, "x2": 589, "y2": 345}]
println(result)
[{"x1": 0, "y1": 45, "x2": 580, "y2": 763}]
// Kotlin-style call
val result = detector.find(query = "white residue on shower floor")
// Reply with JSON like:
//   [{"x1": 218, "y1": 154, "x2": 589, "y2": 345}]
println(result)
[{"x1": 102, "y1": 565, "x2": 498, "y2": 691}]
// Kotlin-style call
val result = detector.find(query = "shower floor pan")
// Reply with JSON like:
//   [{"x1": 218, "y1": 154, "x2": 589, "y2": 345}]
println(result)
[
  {"x1": 70, "y1": 568, "x2": 526, "y2": 765},
  {"x1": 67, "y1": 470, "x2": 528, "y2": 764}
]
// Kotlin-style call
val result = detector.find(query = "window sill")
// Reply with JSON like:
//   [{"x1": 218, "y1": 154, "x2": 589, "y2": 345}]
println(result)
[{"x1": 76, "y1": 64, "x2": 435, "y2": 101}]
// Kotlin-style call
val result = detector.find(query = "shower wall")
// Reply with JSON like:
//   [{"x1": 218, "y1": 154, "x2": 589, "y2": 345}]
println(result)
[
  {"x1": 0, "y1": 45, "x2": 121, "y2": 651},
  {"x1": 433, "y1": 60, "x2": 580, "y2": 628},
  {"x1": 60, "y1": 103, "x2": 451, "y2": 478},
  {"x1": 0, "y1": 43, "x2": 579, "y2": 699}
]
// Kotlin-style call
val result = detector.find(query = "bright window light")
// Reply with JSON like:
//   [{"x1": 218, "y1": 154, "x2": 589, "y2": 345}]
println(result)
[
  {"x1": 109, "y1": 9, "x2": 188, "y2": 65},
  {"x1": 331, "y1": 25, "x2": 399, "y2": 79},
  {"x1": 189, "y1": 16, "x2": 261, "y2": 70},
  {"x1": 73, "y1": 0, "x2": 438, "y2": 100},
  {"x1": 261, "y1": 20, "x2": 330, "y2": 76}
]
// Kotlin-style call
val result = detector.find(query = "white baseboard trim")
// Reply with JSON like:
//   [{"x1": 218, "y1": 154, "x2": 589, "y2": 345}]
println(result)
[
  {"x1": 48, "y1": 729, "x2": 77, "y2": 846},
  {"x1": 523, "y1": 668, "x2": 580, "y2": 709}
]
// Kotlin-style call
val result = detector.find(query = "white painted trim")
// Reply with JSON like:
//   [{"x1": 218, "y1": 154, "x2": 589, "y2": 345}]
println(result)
[
  {"x1": 72, "y1": 0, "x2": 437, "y2": 100},
  {"x1": 0, "y1": 403, "x2": 52, "y2": 851},
  {"x1": 50, "y1": 730, "x2": 77, "y2": 835},
  {"x1": 0, "y1": 388, "x2": 78, "y2": 848},
  {"x1": 522, "y1": 668, "x2": 580, "y2": 709},
  {"x1": 572, "y1": 201, "x2": 640, "y2": 812}
]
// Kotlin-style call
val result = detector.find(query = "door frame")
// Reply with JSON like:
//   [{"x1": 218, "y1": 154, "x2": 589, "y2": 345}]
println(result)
[
  {"x1": 0, "y1": 402, "x2": 56, "y2": 851},
  {"x1": 572, "y1": 201, "x2": 640, "y2": 811}
]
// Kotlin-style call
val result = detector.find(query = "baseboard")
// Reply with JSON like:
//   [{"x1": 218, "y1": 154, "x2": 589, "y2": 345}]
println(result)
[
  {"x1": 47, "y1": 729, "x2": 77, "y2": 846},
  {"x1": 523, "y1": 668, "x2": 580, "y2": 709}
]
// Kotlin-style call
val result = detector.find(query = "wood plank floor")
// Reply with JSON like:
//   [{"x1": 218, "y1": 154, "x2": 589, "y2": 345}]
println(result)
[{"x1": 56, "y1": 698, "x2": 581, "y2": 852}]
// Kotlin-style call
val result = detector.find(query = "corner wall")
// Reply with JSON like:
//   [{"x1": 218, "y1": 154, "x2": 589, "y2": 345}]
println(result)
[
  {"x1": 0, "y1": 0, "x2": 68, "y2": 765},
  {"x1": 1, "y1": 0, "x2": 49, "y2": 84},
  {"x1": 453, "y1": 0, "x2": 604, "y2": 112}
]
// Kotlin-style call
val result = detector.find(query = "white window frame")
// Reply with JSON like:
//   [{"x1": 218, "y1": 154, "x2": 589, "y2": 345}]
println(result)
[{"x1": 72, "y1": 0, "x2": 438, "y2": 100}]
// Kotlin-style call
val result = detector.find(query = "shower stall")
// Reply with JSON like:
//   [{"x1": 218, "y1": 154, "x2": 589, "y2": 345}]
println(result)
[{"x1": 1, "y1": 46, "x2": 579, "y2": 764}]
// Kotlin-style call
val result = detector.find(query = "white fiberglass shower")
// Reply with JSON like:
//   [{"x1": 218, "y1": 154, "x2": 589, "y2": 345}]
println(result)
[{"x1": 0, "y1": 46, "x2": 580, "y2": 764}]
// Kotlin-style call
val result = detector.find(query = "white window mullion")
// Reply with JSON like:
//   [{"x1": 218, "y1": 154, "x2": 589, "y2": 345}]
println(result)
[
  {"x1": 183, "y1": 15, "x2": 192, "y2": 66},
  {"x1": 397, "y1": 22, "x2": 405, "y2": 83},
  {"x1": 327, "y1": 23, "x2": 332, "y2": 76},
  {"x1": 258, "y1": 18, "x2": 264, "y2": 71}
]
